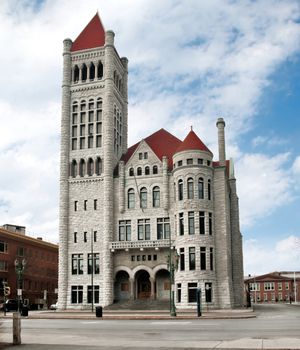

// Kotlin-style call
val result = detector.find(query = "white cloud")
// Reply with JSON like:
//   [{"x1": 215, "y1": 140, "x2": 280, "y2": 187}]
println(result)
[{"x1": 244, "y1": 235, "x2": 300, "y2": 275}]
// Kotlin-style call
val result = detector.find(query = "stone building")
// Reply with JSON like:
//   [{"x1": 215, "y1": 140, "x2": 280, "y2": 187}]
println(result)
[{"x1": 58, "y1": 13, "x2": 244, "y2": 310}]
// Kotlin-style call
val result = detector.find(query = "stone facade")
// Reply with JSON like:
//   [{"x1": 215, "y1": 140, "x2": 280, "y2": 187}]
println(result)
[{"x1": 58, "y1": 14, "x2": 244, "y2": 310}]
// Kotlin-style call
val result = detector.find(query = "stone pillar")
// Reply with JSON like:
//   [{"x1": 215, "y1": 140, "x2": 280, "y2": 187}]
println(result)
[
  {"x1": 150, "y1": 277, "x2": 155, "y2": 300},
  {"x1": 129, "y1": 278, "x2": 134, "y2": 300},
  {"x1": 162, "y1": 156, "x2": 169, "y2": 210},
  {"x1": 58, "y1": 38, "x2": 72, "y2": 310},
  {"x1": 101, "y1": 30, "x2": 116, "y2": 307},
  {"x1": 119, "y1": 161, "x2": 125, "y2": 213},
  {"x1": 216, "y1": 118, "x2": 226, "y2": 166}
]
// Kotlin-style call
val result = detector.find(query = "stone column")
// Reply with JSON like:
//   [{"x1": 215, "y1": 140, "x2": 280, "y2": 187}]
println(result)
[
  {"x1": 150, "y1": 277, "x2": 155, "y2": 300},
  {"x1": 58, "y1": 38, "x2": 72, "y2": 310},
  {"x1": 216, "y1": 118, "x2": 226, "y2": 166},
  {"x1": 129, "y1": 278, "x2": 134, "y2": 300}
]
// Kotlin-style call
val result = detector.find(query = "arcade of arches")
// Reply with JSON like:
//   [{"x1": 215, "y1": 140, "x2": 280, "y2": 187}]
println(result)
[{"x1": 114, "y1": 268, "x2": 170, "y2": 301}]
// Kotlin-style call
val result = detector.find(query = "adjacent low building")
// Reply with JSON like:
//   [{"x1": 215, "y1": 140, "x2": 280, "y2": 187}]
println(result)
[
  {"x1": 245, "y1": 272, "x2": 300, "y2": 303},
  {"x1": 0, "y1": 224, "x2": 58, "y2": 309}
]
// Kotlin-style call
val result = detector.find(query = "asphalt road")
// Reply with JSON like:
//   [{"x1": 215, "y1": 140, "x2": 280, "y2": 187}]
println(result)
[{"x1": 1, "y1": 304, "x2": 300, "y2": 349}]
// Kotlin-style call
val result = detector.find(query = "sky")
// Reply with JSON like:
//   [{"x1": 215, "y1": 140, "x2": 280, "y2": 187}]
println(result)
[{"x1": 0, "y1": 0, "x2": 299, "y2": 276}]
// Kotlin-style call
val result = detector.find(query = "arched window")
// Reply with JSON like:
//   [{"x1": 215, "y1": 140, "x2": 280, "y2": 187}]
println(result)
[
  {"x1": 89, "y1": 62, "x2": 95, "y2": 80},
  {"x1": 152, "y1": 186, "x2": 160, "y2": 208},
  {"x1": 97, "y1": 61, "x2": 103, "y2": 79},
  {"x1": 178, "y1": 179, "x2": 183, "y2": 200},
  {"x1": 73, "y1": 65, "x2": 79, "y2": 83},
  {"x1": 208, "y1": 179, "x2": 211, "y2": 200},
  {"x1": 71, "y1": 160, "x2": 77, "y2": 178},
  {"x1": 81, "y1": 64, "x2": 87, "y2": 81},
  {"x1": 153, "y1": 165, "x2": 158, "y2": 174},
  {"x1": 198, "y1": 177, "x2": 204, "y2": 199},
  {"x1": 79, "y1": 159, "x2": 85, "y2": 177},
  {"x1": 140, "y1": 187, "x2": 147, "y2": 208},
  {"x1": 87, "y1": 158, "x2": 94, "y2": 176},
  {"x1": 137, "y1": 167, "x2": 142, "y2": 176},
  {"x1": 187, "y1": 178, "x2": 194, "y2": 199},
  {"x1": 128, "y1": 188, "x2": 135, "y2": 209},
  {"x1": 129, "y1": 168, "x2": 134, "y2": 176},
  {"x1": 95, "y1": 157, "x2": 102, "y2": 175},
  {"x1": 145, "y1": 166, "x2": 150, "y2": 175}
]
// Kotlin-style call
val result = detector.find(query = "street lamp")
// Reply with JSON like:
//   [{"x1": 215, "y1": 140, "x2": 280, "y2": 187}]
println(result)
[
  {"x1": 14, "y1": 258, "x2": 26, "y2": 313},
  {"x1": 167, "y1": 244, "x2": 177, "y2": 317}
]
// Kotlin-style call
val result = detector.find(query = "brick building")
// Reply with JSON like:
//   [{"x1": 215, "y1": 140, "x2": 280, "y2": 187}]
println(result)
[
  {"x1": 0, "y1": 224, "x2": 58, "y2": 308},
  {"x1": 245, "y1": 272, "x2": 300, "y2": 303},
  {"x1": 58, "y1": 13, "x2": 244, "y2": 310}
]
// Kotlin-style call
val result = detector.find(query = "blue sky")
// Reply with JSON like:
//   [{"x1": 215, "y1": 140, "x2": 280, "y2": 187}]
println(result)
[{"x1": 0, "y1": 0, "x2": 299, "y2": 275}]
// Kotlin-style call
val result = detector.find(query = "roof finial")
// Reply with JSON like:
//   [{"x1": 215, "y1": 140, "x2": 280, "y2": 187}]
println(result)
[{"x1": 190, "y1": 125, "x2": 193, "y2": 131}]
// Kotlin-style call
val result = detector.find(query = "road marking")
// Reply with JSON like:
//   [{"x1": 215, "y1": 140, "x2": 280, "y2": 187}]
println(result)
[
  {"x1": 151, "y1": 321, "x2": 191, "y2": 325},
  {"x1": 81, "y1": 321, "x2": 101, "y2": 324}
]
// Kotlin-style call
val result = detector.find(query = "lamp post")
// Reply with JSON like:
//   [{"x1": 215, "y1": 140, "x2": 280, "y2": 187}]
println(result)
[
  {"x1": 14, "y1": 258, "x2": 26, "y2": 313},
  {"x1": 167, "y1": 241, "x2": 177, "y2": 317}
]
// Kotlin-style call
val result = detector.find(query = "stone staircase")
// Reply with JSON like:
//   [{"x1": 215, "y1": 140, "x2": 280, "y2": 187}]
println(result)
[{"x1": 105, "y1": 299, "x2": 170, "y2": 310}]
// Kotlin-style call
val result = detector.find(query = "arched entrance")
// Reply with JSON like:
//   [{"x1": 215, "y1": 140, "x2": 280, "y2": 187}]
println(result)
[
  {"x1": 155, "y1": 269, "x2": 170, "y2": 300},
  {"x1": 114, "y1": 270, "x2": 130, "y2": 302},
  {"x1": 136, "y1": 270, "x2": 151, "y2": 299}
]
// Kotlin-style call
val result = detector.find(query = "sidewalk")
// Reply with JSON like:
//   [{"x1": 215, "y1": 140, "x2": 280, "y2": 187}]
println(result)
[{"x1": 0, "y1": 307, "x2": 256, "y2": 320}]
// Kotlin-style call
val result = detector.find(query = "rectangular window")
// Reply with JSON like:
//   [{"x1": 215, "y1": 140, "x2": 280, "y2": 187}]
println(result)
[
  {"x1": 177, "y1": 283, "x2": 182, "y2": 303},
  {"x1": 71, "y1": 138, "x2": 77, "y2": 150},
  {"x1": 71, "y1": 285, "x2": 83, "y2": 304},
  {"x1": 94, "y1": 199, "x2": 97, "y2": 210},
  {"x1": 205, "y1": 283, "x2": 212, "y2": 302},
  {"x1": 96, "y1": 135, "x2": 102, "y2": 147},
  {"x1": 278, "y1": 292, "x2": 282, "y2": 301},
  {"x1": 74, "y1": 232, "x2": 77, "y2": 243},
  {"x1": 199, "y1": 211, "x2": 205, "y2": 235},
  {"x1": 139, "y1": 152, "x2": 143, "y2": 160},
  {"x1": 200, "y1": 247, "x2": 206, "y2": 270},
  {"x1": 80, "y1": 112, "x2": 86, "y2": 123},
  {"x1": 144, "y1": 152, "x2": 148, "y2": 159},
  {"x1": 179, "y1": 213, "x2": 184, "y2": 236},
  {"x1": 93, "y1": 231, "x2": 97, "y2": 242},
  {"x1": 83, "y1": 232, "x2": 87, "y2": 243},
  {"x1": 264, "y1": 293, "x2": 268, "y2": 302},
  {"x1": 210, "y1": 247, "x2": 213, "y2": 270},
  {"x1": 187, "y1": 158, "x2": 193, "y2": 165},
  {"x1": 180, "y1": 248, "x2": 185, "y2": 271},
  {"x1": 189, "y1": 247, "x2": 195, "y2": 270},
  {"x1": 87, "y1": 285, "x2": 100, "y2": 303},
  {"x1": 209, "y1": 213, "x2": 212, "y2": 235},
  {"x1": 264, "y1": 282, "x2": 275, "y2": 291},
  {"x1": 278, "y1": 282, "x2": 282, "y2": 291},
  {"x1": 207, "y1": 160, "x2": 211, "y2": 166},
  {"x1": 285, "y1": 282, "x2": 289, "y2": 290},
  {"x1": 188, "y1": 283, "x2": 197, "y2": 303},
  {"x1": 72, "y1": 113, "x2": 78, "y2": 124},
  {"x1": 74, "y1": 201, "x2": 78, "y2": 211},
  {"x1": 119, "y1": 220, "x2": 131, "y2": 241},
  {"x1": 72, "y1": 126, "x2": 77, "y2": 137},
  {"x1": 84, "y1": 200, "x2": 87, "y2": 211},
  {"x1": 138, "y1": 219, "x2": 150, "y2": 240},
  {"x1": 96, "y1": 122, "x2": 102, "y2": 134},
  {"x1": 0, "y1": 260, "x2": 8, "y2": 271},
  {"x1": 80, "y1": 137, "x2": 85, "y2": 149},
  {"x1": 88, "y1": 111, "x2": 94, "y2": 122},
  {"x1": 0, "y1": 241, "x2": 8, "y2": 253},
  {"x1": 87, "y1": 253, "x2": 100, "y2": 274},
  {"x1": 71, "y1": 254, "x2": 83, "y2": 275},
  {"x1": 153, "y1": 254, "x2": 157, "y2": 261},
  {"x1": 88, "y1": 136, "x2": 93, "y2": 148},
  {"x1": 178, "y1": 160, "x2": 182, "y2": 167},
  {"x1": 80, "y1": 124, "x2": 85, "y2": 136},
  {"x1": 188, "y1": 212, "x2": 195, "y2": 235},
  {"x1": 157, "y1": 218, "x2": 170, "y2": 240},
  {"x1": 17, "y1": 247, "x2": 24, "y2": 257},
  {"x1": 198, "y1": 158, "x2": 203, "y2": 165},
  {"x1": 96, "y1": 110, "x2": 102, "y2": 121}
]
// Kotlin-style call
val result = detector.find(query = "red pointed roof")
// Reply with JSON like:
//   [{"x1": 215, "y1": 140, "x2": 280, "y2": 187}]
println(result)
[
  {"x1": 175, "y1": 130, "x2": 212, "y2": 154},
  {"x1": 71, "y1": 13, "x2": 105, "y2": 52},
  {"x1": 121, "y1": 129, "x2": 182, "y2": 169}
]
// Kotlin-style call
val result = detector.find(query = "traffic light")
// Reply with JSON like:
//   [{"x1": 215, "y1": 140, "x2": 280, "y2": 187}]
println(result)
[{"x1": 4, "y1": 286, "x2": 10, "y2": 296}]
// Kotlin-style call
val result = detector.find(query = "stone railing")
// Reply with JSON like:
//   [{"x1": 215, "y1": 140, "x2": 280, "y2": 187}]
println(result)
[{"x1": 110, "y1": 239, "x2": 173, "y2": 251}]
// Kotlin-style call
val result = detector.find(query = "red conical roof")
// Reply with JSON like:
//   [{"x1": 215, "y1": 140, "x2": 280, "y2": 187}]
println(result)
[
  {"x1": 71, "y1": 13, "x2": 105, "y2": 52},
  {"x1": 175, "y1": 130, "x2": 212, "y2": 154}
]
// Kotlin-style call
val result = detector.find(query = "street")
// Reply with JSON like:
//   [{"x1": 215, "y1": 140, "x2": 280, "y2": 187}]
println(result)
[{"x1": 1, "y1": 304, "x2": 300, "y2": 349}]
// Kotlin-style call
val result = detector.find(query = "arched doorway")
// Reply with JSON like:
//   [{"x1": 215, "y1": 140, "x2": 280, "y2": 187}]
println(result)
[
  {"x1": 136, "y1": 270, "x2": 151, "y2": 299},
  {"x1": 114, "y1": 270, "x2": 130, "y2": 302},
  {"x1": 155, "y1": 269, "x2": 170, "y2": 300}
]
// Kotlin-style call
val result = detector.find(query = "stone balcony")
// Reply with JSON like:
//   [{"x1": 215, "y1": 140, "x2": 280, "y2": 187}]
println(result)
[{"x1": 109, "y1": 239, "x2": 174, "y2": 251}]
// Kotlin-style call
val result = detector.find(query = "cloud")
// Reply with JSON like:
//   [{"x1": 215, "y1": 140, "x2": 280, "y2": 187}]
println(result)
[
  {"x1": 244, "y1": 235, "x2": 300, "y2": 275},
  {"x1": 0, "y1": 0, "x2": 300, "y2": 243}
]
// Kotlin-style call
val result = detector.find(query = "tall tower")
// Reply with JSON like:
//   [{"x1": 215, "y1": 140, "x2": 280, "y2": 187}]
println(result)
[{"x1": 58, "y1": 13, "x2": 128, "y2": 309}]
